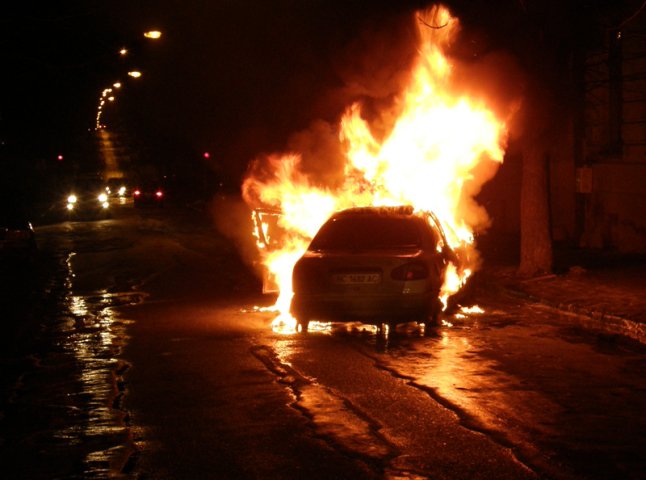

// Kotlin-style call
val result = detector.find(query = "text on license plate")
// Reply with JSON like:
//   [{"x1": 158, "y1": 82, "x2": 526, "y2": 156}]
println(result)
[{"x1": 332, "y1": 272, "x2": 381, "y2": 284}]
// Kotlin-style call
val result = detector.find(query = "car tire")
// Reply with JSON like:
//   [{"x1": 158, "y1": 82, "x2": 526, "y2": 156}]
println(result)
[
  {"x1": 421, "y1": 296, "x2": 441, "y2": 335},
  {"x1": 428, "y1": 307, "x2": 440, "y2": 325},
  {"x1": 295, "y1": 317, "x2": 309, "y2": 333}
]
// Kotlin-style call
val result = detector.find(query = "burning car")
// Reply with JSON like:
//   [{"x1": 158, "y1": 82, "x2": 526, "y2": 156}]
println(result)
[
  {"x1": 290, "y1": 206, "x2": 455, "y2": 332},
  {"x1": 242, "y1": 5, "x2": 507, "y2": 335}
]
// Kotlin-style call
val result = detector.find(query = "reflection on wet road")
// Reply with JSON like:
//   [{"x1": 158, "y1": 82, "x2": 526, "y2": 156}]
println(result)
[
  {"x1": 54, "y1": 252, "x2": 143, "y2": 476},
  {"x1": 1, "y1": 227, "x2": 144, "y2": 478},
  {"x1": 6, "y1": 208, "x2": 645, "y2": 479},
  {"x1": 263, "y1": 301, "x2": 646, "y2": 479}
]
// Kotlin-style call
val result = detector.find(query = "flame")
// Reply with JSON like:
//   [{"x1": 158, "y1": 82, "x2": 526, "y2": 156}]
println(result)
[
  {"x1": 460, "y1": 305, "x2": 484, "y2": 314},
  {"x1": 242, "y1": 5, "x2": 508, "y2": 333}
]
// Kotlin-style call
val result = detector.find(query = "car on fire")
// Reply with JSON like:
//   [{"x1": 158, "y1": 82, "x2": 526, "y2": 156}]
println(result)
[{"x1": 290, "y1": 206, "x2": 456, "y2": 332}]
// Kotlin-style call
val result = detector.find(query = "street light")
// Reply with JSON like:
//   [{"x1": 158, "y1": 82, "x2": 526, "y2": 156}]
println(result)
[
  {"x1": 144, "y1": 30, "x2": 162, "y2": 39},
  {"x1": 92, "y1": 29, "x2": 163, "y2": 130}
]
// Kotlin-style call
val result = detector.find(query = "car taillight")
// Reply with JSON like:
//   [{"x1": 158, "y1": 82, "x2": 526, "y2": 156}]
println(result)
[
  {"x1": 134, "y1": 189, "x2": 141, "y2": 196},
  {"x1": 155, "y1": 190, "x2": 163, "y2": 198},
  {"x1": 391, "y1": 262, "x2": 429, "y2": 281}
]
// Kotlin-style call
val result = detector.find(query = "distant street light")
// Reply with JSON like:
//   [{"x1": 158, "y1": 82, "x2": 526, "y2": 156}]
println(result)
[
  {"x1": 144, "y1": 30, "x2": 162, "y2": 39},
  {"x1": 92, "y1": 29, "x2": 163, "y2": 130}
]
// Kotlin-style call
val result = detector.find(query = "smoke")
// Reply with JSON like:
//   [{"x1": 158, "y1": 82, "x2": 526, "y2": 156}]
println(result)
[
  {"x1": 284, "y1": 120, "x2": 347, "y2": 189},
  {"x1": 459, "y1": 157, "x2": 504, "y2": 233},
  {"x1": 449, "y1": 51, "x2": 525, "y2": 134},
  {"x1": 209, "y1": 194, "x2": 262, "y2": 276},
  {"x1": 236, "y1": 8, "x2": 422, "y2": 203},
  {"x1": 444, "y1": 46, "x2": 526, "y2": 235},
  {"x1": 331, "y1": 12, "x2": 418, "y2": 104}
]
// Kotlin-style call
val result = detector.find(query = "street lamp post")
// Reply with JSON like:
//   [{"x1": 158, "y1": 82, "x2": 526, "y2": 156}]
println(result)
[{"x1": 93, "y1": 26, "x2": 162, "y2": 130}]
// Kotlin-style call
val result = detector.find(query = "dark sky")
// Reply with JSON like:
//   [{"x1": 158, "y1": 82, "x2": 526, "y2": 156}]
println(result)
[
  {"x1": 1, "y1": 1, "x2": 427, "y2": 175},
  {"x1": 109, "y1": 0, "x2": 433, "y2": 181},
  {"x1": 0, "y1": 0, "x2": 630, "y2": 187},
  {"x1": 1, "y1": 3, "x2": 124, "y2": 142}
]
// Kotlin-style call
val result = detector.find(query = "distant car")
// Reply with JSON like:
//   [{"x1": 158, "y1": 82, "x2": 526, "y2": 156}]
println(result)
[
  {"x1": 133, "y1": 182, "x2": 165, "y2": 207},
  {"x1": 105, "y1": 178, "x2": 129, "y2": 204},
  {"x1": 0, "y1": 214, "x2": 37, "y2": 259},
  {"x1": 290, "y1": 206, "x2": 454, "y2": 333},
  {"x1": 64, "y1": 178, "x2": 112, "y2": 219}
]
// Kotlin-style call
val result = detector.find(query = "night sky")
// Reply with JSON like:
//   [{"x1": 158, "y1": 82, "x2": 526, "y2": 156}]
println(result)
[
  {"x1": 0, "y1": 0, "x2": 629, "y2": 197},
  {"x1": 1, "y1": 2, "x2": 426, "y2": 175}
]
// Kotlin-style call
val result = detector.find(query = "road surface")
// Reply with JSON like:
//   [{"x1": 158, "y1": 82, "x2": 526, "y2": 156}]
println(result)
[{"x1": 2, "y1": 201, "x2": 645, "y2": 479}]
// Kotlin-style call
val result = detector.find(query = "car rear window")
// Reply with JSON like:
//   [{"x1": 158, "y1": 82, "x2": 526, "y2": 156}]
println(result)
[{"x1": 309, "y1": 215, "x2": 421, "y2": 250}]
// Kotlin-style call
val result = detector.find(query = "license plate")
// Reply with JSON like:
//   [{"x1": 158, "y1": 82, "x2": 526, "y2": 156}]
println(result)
[{"x1": 332, "y1": 272, "x2": 381, "y2": 284}]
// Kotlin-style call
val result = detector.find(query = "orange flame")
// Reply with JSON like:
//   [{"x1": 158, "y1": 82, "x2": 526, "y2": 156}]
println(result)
[{"x1": 242, "y1": 5, "x2": 508, "y2": 332}]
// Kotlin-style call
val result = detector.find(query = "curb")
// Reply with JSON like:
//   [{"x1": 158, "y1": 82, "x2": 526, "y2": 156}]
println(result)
[{"x1": 503, "y1": 286, "x2": 646, "y2": 345}]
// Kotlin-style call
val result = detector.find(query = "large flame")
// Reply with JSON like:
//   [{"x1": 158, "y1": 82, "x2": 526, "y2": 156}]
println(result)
[{"x1": 242, "y1": 5, "x2": 508, "y2": 332}]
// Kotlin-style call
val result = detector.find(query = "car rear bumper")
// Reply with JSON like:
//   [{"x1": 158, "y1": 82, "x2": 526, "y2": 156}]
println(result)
[{"x1": 290, "y1": 292, "x2": 432, "y2": 322}]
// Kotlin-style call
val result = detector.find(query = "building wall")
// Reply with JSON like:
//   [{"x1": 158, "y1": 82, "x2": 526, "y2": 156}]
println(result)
[
  {"x1": 582, "y1": 15, "x2": 646, "y2": 252},
  {"x1": 583, "y1": 163, "x2": 646, "y2": 252}
]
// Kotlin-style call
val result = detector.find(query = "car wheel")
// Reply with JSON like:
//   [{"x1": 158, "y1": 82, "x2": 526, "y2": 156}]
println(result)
[
  {"x1": 420, "y1": 297, "x2": 441, "y2": 335},
  {"x1": 428, "y1": 307, "x2": 440, "y2": 325},
  {"x1": 295, "y1": 318, "x2": 309, "y2": 333},
  {"x1": 377, "y1": 322, "x2": 389, "y2": 336}
]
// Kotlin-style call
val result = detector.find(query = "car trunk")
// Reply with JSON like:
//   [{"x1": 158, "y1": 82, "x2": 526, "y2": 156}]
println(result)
[{"x1": 294, "y1": 249, "x2": 428, "y2": 295}]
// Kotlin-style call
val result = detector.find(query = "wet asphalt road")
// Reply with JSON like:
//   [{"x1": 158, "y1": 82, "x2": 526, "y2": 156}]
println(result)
[{"x1": 1, "y1": 201, "x2": 645, "y2": 479}]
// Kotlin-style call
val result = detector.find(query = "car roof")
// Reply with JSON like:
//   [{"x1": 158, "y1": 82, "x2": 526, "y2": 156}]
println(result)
[
  {"x1": 332, "y1": 205, "x2": 415, "y2": 218},
  {"x1": 309, "y1": 206, "x2": 435, "y2": 251}
]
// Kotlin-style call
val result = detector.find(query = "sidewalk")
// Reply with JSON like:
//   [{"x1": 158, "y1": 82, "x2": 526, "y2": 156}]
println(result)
[{"x1": 478, "y1": 239, "x2": 646, "y2": 344}]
